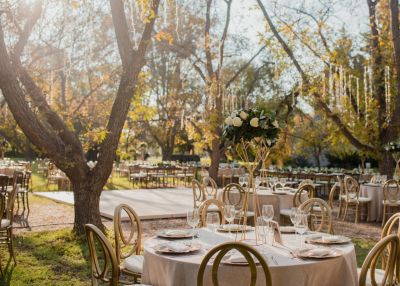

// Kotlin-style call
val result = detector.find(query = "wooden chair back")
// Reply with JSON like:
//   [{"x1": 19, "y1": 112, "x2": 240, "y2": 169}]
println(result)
[
  {"x1": 114, "y1": 204, "x2": 142, "y2": 263},
  {"x1": 202, "y1": 177, "x2": 218, "y2": 199},
  {"x1": 298, "y1": 179, "x2": 314, "y2": 189},
  {"x1": 198, "y1": 199, "x2": 225, "y2": 227},
  {"x1": 192, "y1": 179, "x2": 205, "y2": 208},
  {"x1": 299, "y1": 198, "x2": 333, "y2": 234},
  {"x1": 85, "y1": 224, "x2": 119, "y2": 286},
  {"x1": 328, "y1": 182, "x2": 340, "y2": 209},
  {"x1": 222, "y1": 183, "x2": 245, "y2": 209},
  {"x1": 293, "y1": 184, "x2": 314, "y2": 207},
  {"x1": 359, "y1": 234, "x2": 399, "y2": 286},
  {"x1": 343, "y1": 175, "x2": 360, "y2": 201},
  {"x1": 197, "y1": 242, "x2": 272, "y2": 286},
  {"x1": 383, "y1": 179, "x2": 400, "y2": 203}
]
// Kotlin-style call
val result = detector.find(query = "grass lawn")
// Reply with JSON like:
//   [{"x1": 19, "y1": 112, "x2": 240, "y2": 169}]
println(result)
[{"x1": 0, "y1": 228, "x2": 376, "y2": 285}]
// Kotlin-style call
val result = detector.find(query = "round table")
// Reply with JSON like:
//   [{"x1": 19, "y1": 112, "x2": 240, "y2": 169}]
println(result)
[{"x1": 142, "y1": 229, "x2": 358, "y2": 286}]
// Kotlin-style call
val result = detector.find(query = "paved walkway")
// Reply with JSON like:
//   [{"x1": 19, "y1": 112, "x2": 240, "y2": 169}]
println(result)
[{"x1": 34, "y1": 188, "x2": 194, "y2": 220}]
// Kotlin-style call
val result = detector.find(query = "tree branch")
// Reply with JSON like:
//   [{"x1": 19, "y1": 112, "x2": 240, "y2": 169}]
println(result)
[
  {"x1": 217, "y1": 0, "x2": 232, "y2": 74},
  {"x1": 204, "y1": 0, "x2": 214, "y2": 76}
]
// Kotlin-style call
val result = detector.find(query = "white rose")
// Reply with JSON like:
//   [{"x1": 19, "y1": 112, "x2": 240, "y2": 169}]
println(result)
[
  {"x1": 272, "y1": 120, "x2": 279, "y2": 128},
  {"x1": 250, "y1": 117, "x2": 259, "y2": 127},
  {"x1": 266, "y1": 139, "x2": 272, "y2": 146},
  {"x1": 225, "y1": 116, "x2": 233, "y2": 126},
  {"x1": 239, "y1": 111, "x2": 248, "y2": 120},
  {"x1": 232, "y1": 117, "x2": 243, "y2": 127}
]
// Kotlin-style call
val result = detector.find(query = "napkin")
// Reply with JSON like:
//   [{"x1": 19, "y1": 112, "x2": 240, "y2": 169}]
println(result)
[
  {"x1": 322, "y1": 236, "x2": 340, "y2": 243},
  {"x1": 307, "y1": 248, "x2": 331, "y2": 257},
  {"x1": 165, "y1": 229, "x2": 189, "y2": 236},
  {"x1": 226, "y1": 254, "x2": 248, "y2": 264},
  {"x1": 164, "y1": 242, "x2": 190, "y2": 252}
]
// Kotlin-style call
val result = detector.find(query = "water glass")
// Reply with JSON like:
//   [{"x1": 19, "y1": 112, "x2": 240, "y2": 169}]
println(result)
[
  {"x1": 262, "y1": 205, "x2": 274, "y2": 225},
  {"x1": 294, "y1": 212, "x2": 308, "y2": 248},
  {"x1": 224, "y1": 205, "x2": 236, "y2": 236},
  {"x1": 290, "y1": 207, "x2": 298, "y2": 226},
  {"x1": 207, "y1": 213, "x2": 220, "y2": 245},
  {"x1": 187, "y1": 209, "x2": 200, "y2": 239}
]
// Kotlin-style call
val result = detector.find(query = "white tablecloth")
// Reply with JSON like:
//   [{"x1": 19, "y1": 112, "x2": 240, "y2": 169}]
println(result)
[
  {"x1": 359, "y1": 183, "x2": 395, "y2": 222},
  {"x1": 142, "y1": 229, "x2": 358, "y2": 286},
  {"x1": 216, "y1": 188, "x2": 304, "y2": 223}
]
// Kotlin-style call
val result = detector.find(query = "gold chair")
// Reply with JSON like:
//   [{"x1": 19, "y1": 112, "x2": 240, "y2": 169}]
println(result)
[
  {"x1": 382, "y1": 180, "x2": 400, "y2": 226},
  {"x1": 358, "y1": 234, "x2": 399, "y2": 286},
  {"x1": 280, "y1": 184, "x2": 314, "y2": 221},
  {"x1": 114, "y1": 204, "x2": 143, "y2": 284},
  {"x1": 192, "y1": 179, "x2": 205, "y2": 208},
  {"x1": 197, "y1": 241, "x2": 272, "y2": 286},
  {"x1": 202, "y1": 177, "x2": 218, "y2": 199},
  {"x1": 299, "y1": 198, "x2": 334, "y2": 234},
  {"x1": 337, "y1": 176, "x2": 345, "y2": 219},
  {"x1": 222, "y1": 183, "x2": 254, "y2": 224},
  {"x1": 198, "y1": 199, "x2": 225, "y2": 227},
  {"x1": 298, "y1": 179, "x2": 314, "y2": 189},
  {"x1": 84, "y1": 224, "x2": 147, "y2": 286},
  {"x1": 381, "y1": 212, "x2": 400, "y2": 239},
  {"x1": 328, "y1": 182, "x2": 340, "y2": 210},
  {"x1": 342, "y1": 175, "x2": 371, "y2": 223}
]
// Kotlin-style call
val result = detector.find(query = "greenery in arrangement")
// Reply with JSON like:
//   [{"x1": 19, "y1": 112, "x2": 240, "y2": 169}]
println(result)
[
  {"x1": 384, "y1": 140, "x2": 400, "y2": 153},
  {"x1": 223, "y1": 108, "x2": 280, "y2": 146}
]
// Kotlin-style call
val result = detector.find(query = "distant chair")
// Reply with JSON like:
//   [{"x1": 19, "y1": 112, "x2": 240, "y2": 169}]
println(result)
[
  {"x1": 298, "y1": 179, "x2": 314, "y2": 189},
  {"x1": 280, "y1": 184, "x2": 314, "y2": 221},
  {"x1": 192, "y1": 179, "x2": 205, "y2": 208},
  {"x1": 198, "y1": 199, "x2": 225, "y2": 227},
  {"x1": 222, "y1": 183, "x2": 254, "y2": 225},
  {"x1": 382, "y1": 180, "x2": 400, "y2": 226},
  {"x1": 299, "y1": 198, "x2": 334, "y2": 234},
  {"x1": 114, "y1": 204, "x2": 143, "y2": 284},
  {"x1": 197, "y1": 242, "x2": 272, "y2": 286},
  {"x1": 358, "y1": 234, "x2": 399, "y2": 286},
  {"x1": 342, "y1": 176, "x2": 371, "y2": 223},
  {"x1": 202, "y1": 176, "x2": 218, "y2": 199}
]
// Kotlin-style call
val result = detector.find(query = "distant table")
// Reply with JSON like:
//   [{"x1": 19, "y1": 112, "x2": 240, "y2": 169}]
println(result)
[
  {"x1": 142, "y1": 229, "x2": 358, "y2": 286},
  {"x1": 359, "y1": 183, "x2": 395, "y2": 222}
]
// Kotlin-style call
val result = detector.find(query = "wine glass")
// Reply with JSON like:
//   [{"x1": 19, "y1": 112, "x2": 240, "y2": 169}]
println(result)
[
  {"x1": 239, "y1": 176, "x2": 245, "y2": 187},
  {"x1": 255, "y1": 176, "x2": 261, "y2": 189},
  {"x1": 224, "y1": 205, "x2": 236, "y2": 237},
  {"x1": 295, "y1": 212, "x2": 308, "y2": 249},
  {"x1": 187, "y1": 209, "x2": 199, "y2": 240},
  {"x1": 262, "y1": 205, "x2": 274, "y2": 236},
  {"x1": 207, "y1": 213, "x2": 220, "y2": 245},
  {"x1": 290, "y1": 207, "x2": 298, "y2": 226}
]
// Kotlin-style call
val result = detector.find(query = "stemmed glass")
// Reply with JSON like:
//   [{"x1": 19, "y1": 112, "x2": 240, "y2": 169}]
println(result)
[
  {"x1": 224, "y1": 205, "x2": 236, "y2": 237},
  {"x1": 187, "y1": 209, "x2": 199, "y2": 240},
  {"x1": 262, "y1": 205, "x2": 274, "y2": 244},
  {"x1": 295, "y1": 212, "x2": 308, "y2": 249},
  {"x1": 207, "y1": 213, "x2": 220, "y2": 245},
  {"x1": 290, "y1": 207, "x2": 298, "y2": 226}
]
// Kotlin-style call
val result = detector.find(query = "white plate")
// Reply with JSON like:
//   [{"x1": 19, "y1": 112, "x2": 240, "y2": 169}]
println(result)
[
  {"x1": 154, "y1": 242, "x2": 201, "y2": 254},
  {"x1": 157, "y1": 229, "x2": 195, "y2": 239},
  {"x1": 294, "y1": 247, "x2": 343, "y2": 259},
  {"x1": 307, "y1": 235, "x2": 351, "y2": 245},
  {"x1": 217, "y1": 224, "x2": 254, "y2": 232}
]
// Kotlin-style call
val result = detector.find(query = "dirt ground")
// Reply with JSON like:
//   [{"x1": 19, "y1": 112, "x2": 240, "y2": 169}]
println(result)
[{"x1": 12, "y1": 193, "x2": 382, "y2": 242}]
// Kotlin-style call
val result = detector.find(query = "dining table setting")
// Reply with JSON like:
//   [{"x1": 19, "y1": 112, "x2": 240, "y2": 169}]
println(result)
[{"x1": 141, "y1": 209, "x2": 358, "y2": 286}]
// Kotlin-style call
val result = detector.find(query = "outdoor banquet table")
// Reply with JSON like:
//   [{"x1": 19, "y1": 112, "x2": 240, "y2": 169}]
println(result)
[
  {"x1": 359, "y1": 183, "x2": 397, "y2": 222},
  {"x1": 142, "y1": 228, "x2": 358, "y2": 286},
  {"x1": 215, "y1": 188, "x2": 306, "y2": 223}
]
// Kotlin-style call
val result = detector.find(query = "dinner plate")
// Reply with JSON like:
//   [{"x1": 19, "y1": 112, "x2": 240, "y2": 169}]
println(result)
[
  {"x1": 217, "y1": 224, "x2": 254, "y2": 232},
  {"x1": 154, "y1": 242, "x2": 201, "y2": 254},
  {"x1": 280, "y1": 226, "x2": 296, "y2": 233},
  {"x1": 157, "y1": 229, "x2": 195, "y2": 239},
  {"x1": 294, "y1": 247, "x2": 343, "y2": 259},
  {"x1": 306, "y1": 235, "x2": 352, "y2": 245}
]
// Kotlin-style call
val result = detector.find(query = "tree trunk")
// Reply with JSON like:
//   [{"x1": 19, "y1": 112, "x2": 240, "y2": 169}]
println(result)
[
  {"x1": 208, "y1": 138, "x2": 221, "y2": 182},
  {"x1": 161, "y1": 145, "x2": 173, "y2": 161},
  {"x1": 379, "y1": 150, "x2": 395, "y2": 178},
  {"x1": 72, "y1": 180, "x2": 103, "y2": 234}
]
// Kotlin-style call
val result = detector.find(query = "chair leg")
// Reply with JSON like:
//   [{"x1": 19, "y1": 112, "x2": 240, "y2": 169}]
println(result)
[
  {"x1": 355, "y1": 204, "x2": 359, "y2": 224},
  {"x1": 382, "y1": 204, "x2": 386, "y2": 226},
  {"x1": 342, "y1": 202, "x2": 348, "y2": 221},
  {"x1": 8, "y1": 228, "x2": 16, "y2": 265},
  {"x1": 338, "y1": 199, "x2": 343, "y2": 219}
]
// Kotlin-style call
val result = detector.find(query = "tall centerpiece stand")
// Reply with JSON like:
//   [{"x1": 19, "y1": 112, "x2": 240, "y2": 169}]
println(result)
[
  {"x1": 223, "y1": 108, "x2": 280, "y2": 244},
  {"x1": 385, "y1": 141, "x2": 400, "y2": 180}
]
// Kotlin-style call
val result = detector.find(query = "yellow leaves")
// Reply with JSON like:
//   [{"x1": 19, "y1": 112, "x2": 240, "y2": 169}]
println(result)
[
  {"x1": 70, "y1": 0, "x2": 80, "y2": 9},
  {"x1": 155, "y1": 31, "x2": 174, "y2": 44}
]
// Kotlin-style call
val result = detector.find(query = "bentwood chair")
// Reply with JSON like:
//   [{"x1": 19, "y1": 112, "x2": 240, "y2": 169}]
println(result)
[
  {"x1": 328, "y1": 182, "x2": 341, "y2": 210},
  {"x1": 358, "y1": 234, "x2": 399, "y2": 286},
  {"x1": 299, "y1": 198, "x2": 334, "y2": 234},
  {"x1": 382, "y1": 180, "x2": 400, "y2": 226},
  {"x1": 342, "y1": 176, "x2": 371, "y2": 223},
  {"x1": 222, "y1": 183, "x2": 254, "y2": 225},
  {"x1": 0, "y1": 184, "x2": 18, "y2": 265},
  {"x1": 280, "y1": 184, "x2": 315, "y2": 221},
  {"x1": 84, "y1": 224, "x2": 149, "y2": 286},
  {"x1": 381, "y1": 212, "x2": 400, "y2": 276},
  {"x1": 16, "y1": 171, "x2": 31, "y2": 212},
  {"x1": 202, "y1": 177, "x2": 218, "y2": 200},
  {"x1": 198, "y1": 199, "x2": 225, "y2": 227},
  {"x1": 298, "y1": 179, "x2": 314, "y2": 189},
  {"x1": 192, "y1": 179, "x2": 205, "y2": 208},
  {"x1": 197, "y1": 242, "x2": 272, "y2": 286},
  {"x1": 114, "y1": 204, "x2": 144, "y2": 284}
]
